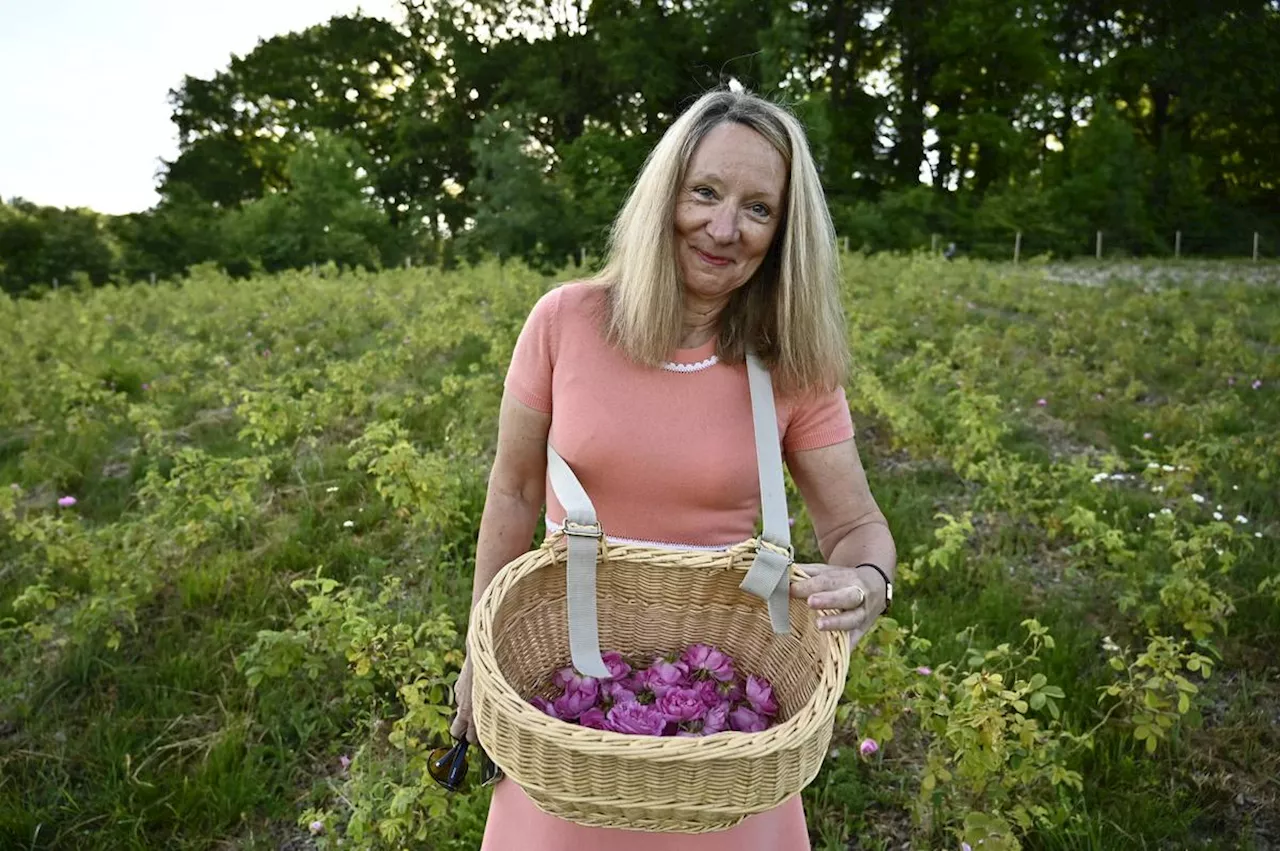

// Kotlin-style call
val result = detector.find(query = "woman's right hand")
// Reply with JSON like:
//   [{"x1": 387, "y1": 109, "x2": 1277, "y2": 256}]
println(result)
[{"x1": 449, "y1": 655, "x2": 478, "y2": 744}]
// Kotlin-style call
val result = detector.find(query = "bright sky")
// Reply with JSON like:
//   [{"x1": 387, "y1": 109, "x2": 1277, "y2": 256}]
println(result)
[{"x1": 0, "y1": 0, "x2": 403, "y2": 215}]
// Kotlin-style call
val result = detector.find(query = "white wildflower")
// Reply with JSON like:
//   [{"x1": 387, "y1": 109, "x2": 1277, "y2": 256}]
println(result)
[
  {"x1": 1092, "y1": 473, "x2": 1109, "y2": 484},
  {"x1": 343, "y1": 520, "x2": 355, "y2": 528},
  {"x1": 1192, "y1": 494, "x2": 1206, "y2": 504},
  {"x1": 326, "y1": 486, "x2": 339, "y2": 493},
  {"x1": 1257, "y1": 532, "x2": 1264, "y2": 538},
  {"x1": 1161, "y1": 464, "x2": 1175, "y2": 472},
  {"x1": 1148, "y1": 513, "x2": 1156, "y2": 519},
  {"x1": 1235, "y1": 515, "x2": 1249, "y2": 524},
  {"x1": 1161, "y1": 508, "x2": 1172, "y2": 515},
  {"x1": 1213, "y1": 512, "x2": 1223, "y2": 521}
]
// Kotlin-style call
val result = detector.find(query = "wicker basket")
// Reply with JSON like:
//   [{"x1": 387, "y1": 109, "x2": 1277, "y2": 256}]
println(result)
[{"x1": 468, "y1": 533, "x2": 850, "y2": 833}]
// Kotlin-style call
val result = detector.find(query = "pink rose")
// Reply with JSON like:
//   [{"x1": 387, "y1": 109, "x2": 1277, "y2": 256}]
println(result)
[
  {"x1": 579, "y1": 707, "x2": 609, "y2": 729},
  {"x1": 645, "y1": 659, "x2": 689, "y2": 698},
  {"x1": 605, "y1": 702, "x2": 668, "y2": 736},
  {"x1": 553, "y1": 665, "x2": 598, "y2": 694},
  {"x1": 601, "y1": 651, "x2": 632, "y2": 681},
  {"x1": 859, "y1": 738, "x2": 879, "y2": 756},
  {"x1": 531, "y1": 696, "x2": 560, "y2": 719},
  {"x1": 702, "y1": 702, "x2": 730, "y2": 734},
  {"x1": 745, "y1": 675, "x2": 778, "y2": 717},
  {"x1": 681, "y1": 644, "x2": 735, "y2": 682},
  {"x1": 657, "y1": 688, "x2": 707, "y2": 724},
  {"x1": 729, "y1": 705, "x2": 768, "y2": 733},
  {"x1": 553, "y1": 681, "x2": 600, "y2": 720},
  {"x1": 602, "y1": 680, "x2": 636, "y2": 708}
]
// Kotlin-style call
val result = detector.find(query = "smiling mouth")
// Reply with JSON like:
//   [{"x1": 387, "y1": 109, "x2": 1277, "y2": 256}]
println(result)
[{"x1": 695, "y1": 249, "x2": 731, "y2": 267}]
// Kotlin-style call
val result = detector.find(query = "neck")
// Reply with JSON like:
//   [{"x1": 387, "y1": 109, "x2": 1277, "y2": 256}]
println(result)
[{"x1": 679, "y1": 293, "x2": 730, "y2": 348}]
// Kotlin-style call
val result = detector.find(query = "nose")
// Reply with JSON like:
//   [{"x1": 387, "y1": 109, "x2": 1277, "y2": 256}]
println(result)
[{"x1": 705, "y1": 202, "x2": 738, "y2": 245}]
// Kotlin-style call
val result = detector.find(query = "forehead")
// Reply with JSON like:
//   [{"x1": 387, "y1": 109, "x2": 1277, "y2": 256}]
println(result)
[{"x1": 686, "y1": 122, "x2": 787, "y2": 198}]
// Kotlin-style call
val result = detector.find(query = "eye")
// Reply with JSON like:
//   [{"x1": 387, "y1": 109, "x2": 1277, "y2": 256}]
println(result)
[
  {"x1": 692, "y1": 185, "x2": 716, "y2": 200},
  {"x1": 749, "y1": 203, "x2": 771, "y2": 219}
]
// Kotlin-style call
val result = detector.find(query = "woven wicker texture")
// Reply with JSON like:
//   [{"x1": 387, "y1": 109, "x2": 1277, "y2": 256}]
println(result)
[{"x1": 469, "y1": 535, "x2": 850, "y2": 833}]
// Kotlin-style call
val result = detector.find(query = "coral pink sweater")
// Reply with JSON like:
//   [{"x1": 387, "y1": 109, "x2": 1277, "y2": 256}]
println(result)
[{"x1": 482, "y1": 282, "x2": 854, "y2": 850}]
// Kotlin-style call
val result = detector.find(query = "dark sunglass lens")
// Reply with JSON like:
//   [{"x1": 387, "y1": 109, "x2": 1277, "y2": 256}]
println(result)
[
  {"x1": 446, "y1": 740, "x2": 470, "y2": 790},
  {"x1": 481, "y1": 750, "x2": 502, "y2": 786}
]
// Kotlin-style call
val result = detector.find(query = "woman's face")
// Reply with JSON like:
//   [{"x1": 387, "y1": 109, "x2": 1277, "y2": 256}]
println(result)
[{"x1": 674, "y1": 122, "x2": 787, "y2": 303}]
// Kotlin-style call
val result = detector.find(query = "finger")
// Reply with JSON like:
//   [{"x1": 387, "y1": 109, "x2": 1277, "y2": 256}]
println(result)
[
  {"x1": 465, "y1": 721, "x2": 479, "y2": 745},
  {"x1": 449, "y1": 715, "x2": 468, "y2": 740},
  {"x1": 806, "y1": 583, "x2": 867, "y2": 612},
  {"x1": 790, "y1": 570, "x2": 852, "y2": 599},
  {"x1": 817, "y1": 606, "x2": 871, "y2": 633}
]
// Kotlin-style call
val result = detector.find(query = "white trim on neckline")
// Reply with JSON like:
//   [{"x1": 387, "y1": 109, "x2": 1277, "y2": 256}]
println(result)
[{"x1": 661, "y1": 355, "x2": 719, "y2": 373}]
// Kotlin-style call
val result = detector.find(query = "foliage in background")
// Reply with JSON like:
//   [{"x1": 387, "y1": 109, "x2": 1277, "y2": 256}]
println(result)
[
  {"x1": 2, "y1": 256, "x2": 1277, "y2": 849},
  {"x1": 4, "y1": 1, "x2": 1280, "y2": 293}
]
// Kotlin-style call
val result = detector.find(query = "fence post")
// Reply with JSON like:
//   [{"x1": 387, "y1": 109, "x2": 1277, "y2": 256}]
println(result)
[
  {"x1": 1014, "y1": 231, "x2": 1022, "y2": 264},
  {"x1": 150, "y1": 272, "x2": 156, "y2": 285},
  {"x1": 1096, "y1": 231, "x2": 1103, "y2": 260},
  {"x1": 53, "y1": 277, "x2": 58, "y2": 289},
  {"x1": 1255, "y1": 232, "x2": 1261, "y2": 262},
  {"x1": 404, "y1": 256, "x2": 411, "y2": 269},
  {"x1": 843, "y1": 236, "x2": 850, "y2": 253},
  {"x1": 931, "y1": 233, "x2": 939, "y2": 254},
  {"x1": 1175, "y1": 231, "x2": 1182, "y2": 259}
]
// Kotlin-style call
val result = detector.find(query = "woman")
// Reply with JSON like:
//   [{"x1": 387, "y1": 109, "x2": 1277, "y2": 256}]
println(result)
[{"x1": 452, "y1": 88, "x2": 897, "y2": 850}]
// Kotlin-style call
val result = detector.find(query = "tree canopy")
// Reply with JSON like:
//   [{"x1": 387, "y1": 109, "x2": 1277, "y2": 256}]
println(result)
[{"x1": 3, "y1": 0, "x2": 1277, "y2": 293}]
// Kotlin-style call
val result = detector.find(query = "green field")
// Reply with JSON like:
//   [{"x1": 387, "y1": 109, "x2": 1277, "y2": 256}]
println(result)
[{"x1": 1, "y1": 256, "x2": 1277, "y2": 850}]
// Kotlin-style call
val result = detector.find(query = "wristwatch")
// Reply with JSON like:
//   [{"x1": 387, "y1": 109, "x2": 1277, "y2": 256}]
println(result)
[{"x1": 856, "y1": 563, "x2": 893, "y2": 612}]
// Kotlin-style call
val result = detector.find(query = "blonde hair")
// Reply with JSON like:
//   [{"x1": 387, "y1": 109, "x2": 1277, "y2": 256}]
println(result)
[{"x1": 594, "y1": 88, "x2": 848, "y2": 395}]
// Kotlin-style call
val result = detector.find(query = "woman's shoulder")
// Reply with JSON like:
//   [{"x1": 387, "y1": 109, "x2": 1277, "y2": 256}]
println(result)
[
  {"x1": 549, "y1": 279, "x2": 608, "y2": 309},
  {"x1": 536, "y1": 279, "x2": 609, "y2": 330}
]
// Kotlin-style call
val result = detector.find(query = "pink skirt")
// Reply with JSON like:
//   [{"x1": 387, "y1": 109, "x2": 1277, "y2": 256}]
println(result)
[{"x1": 481, "y1": 779, "x2": 811, "y2": 850}]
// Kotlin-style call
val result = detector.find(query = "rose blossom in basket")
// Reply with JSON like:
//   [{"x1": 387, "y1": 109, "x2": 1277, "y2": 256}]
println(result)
[
  {"x1": 638, "y1": 658, "x2": 688, "y2": 699},
  {"x1": 605, "y1": 701, "x2": 668, "y2": 736},
  {"x1": 531, "y1": 696, "x2": 560, "y2": 719},
  {"x1": 602, "y1": 680, "x2": 637, "y2": 708},
  {"x1": 745, "y1": 675, "x2": 778, "y2": 717},
  {"x1": 681, "y1": 643, "x2": 735, "y2": 682},
  {"x1": 729, "y1": 705, "x2": 769, "y2": 733},
  {"x1": 657, "y1": 687, "x2": 707, "y2": 724},
  {"x1": 553, "y1": 679, "x2": 600, "y2": 720},
  {"x1": 579, "y1": 707, "x2": 609, "y2": 730},
  {"x1": 601, "y1": 651, "x2": 632, "y2": 681},
  {"x1": 553, "y1": 665, "x2": 599, "y2": 693}
]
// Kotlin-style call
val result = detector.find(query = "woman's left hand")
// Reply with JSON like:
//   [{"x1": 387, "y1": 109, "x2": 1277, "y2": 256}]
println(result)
[{"x1": 790, "y1": 564, "x2": 887, "y2": 648}]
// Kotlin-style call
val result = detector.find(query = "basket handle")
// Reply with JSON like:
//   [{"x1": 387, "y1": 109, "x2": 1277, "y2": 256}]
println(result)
[
  {"x1": 547, "y1": 351, "x2": 794, "y2": 678},
  {"x1": 737, "y1": 351, "x2": 795, "y2": 636},
  {"x1": 547, "y1": 443, "x2": 612, "y2": 679}
]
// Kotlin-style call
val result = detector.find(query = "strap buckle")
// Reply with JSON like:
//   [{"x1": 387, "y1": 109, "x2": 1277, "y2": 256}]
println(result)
[
  {"x1": 757, "y1": 536, "x2": 794, "y2": 563},
  {"x1": 562, "y1": 519, "x2": 603, "y2": 539}
]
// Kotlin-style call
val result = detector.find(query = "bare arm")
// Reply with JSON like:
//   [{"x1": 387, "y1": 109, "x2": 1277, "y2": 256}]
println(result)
[
  {"x1": 452, "y1": 391, "x2": 551, "y2": 742},
  {"x1": 787, "y1": 437, "x2": 897, "y2": 640},
  {"x1": 469, "y1": 392, "x2": 553, "y2": 614}
]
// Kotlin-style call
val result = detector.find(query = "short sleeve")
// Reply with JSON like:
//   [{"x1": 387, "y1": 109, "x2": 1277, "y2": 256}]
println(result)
[
  {"x1": 504, "y1": 287, "x2": 562, "y2": 413},
  {"x1": 782, "y1": 384, "x2": 855, "y2": 454}
]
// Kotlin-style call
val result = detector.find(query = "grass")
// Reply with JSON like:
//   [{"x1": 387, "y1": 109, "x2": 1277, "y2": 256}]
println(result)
[{"x1": 2, "y1": 257, "x2": 1277, "y2": 849}]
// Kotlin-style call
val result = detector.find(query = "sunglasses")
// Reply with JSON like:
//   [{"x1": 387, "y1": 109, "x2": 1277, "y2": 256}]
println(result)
[{"x1": 428, "y1": 736, "x2": 503, "y2": 793}]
